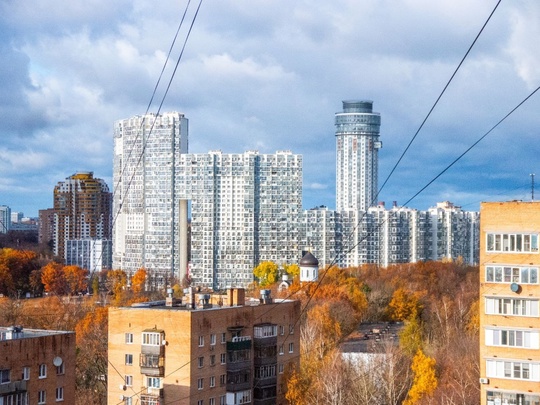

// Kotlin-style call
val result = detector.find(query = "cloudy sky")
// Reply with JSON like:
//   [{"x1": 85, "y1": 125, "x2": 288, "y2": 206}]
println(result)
[{"x1": 1, "y1": 0, "x2": 540, "y2": 217}]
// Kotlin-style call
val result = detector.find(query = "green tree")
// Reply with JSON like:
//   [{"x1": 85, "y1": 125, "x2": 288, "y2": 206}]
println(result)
[{"x1": 253, "y1": 261, "x2": 279, "y2": 287}]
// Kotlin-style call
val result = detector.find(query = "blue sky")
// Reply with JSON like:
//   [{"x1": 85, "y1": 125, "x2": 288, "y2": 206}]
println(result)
[{"x1": 1, "y1": 0, "x2": 539, "y2": 217}]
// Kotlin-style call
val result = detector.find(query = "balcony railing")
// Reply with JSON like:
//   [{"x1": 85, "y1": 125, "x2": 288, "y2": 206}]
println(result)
[{"x1": 140, "y1": 353, "x2": 165, "y2": 376}]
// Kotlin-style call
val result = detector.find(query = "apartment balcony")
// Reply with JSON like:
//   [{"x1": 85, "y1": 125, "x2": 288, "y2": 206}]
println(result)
[
  {"x1": 140, "y1": 389, "x2": 164, "y2": 405},
  {"x1": 0, "y1": 380, "x2": 26, "y2": 395},
  {"x1": 140, "y1": 353, "x2": 165, "y2": 376}
]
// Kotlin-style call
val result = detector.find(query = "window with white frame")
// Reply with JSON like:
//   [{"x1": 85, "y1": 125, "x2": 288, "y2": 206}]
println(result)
[
  {"x1": 23, "y1": 367, "x2": 30, "y2": 381},
  {"x1": 289, "y1": 324, "x2": 295, "y2": 334},
  {"x1": 220, "y1": 395, "x2": 226, "y2": 405},
  {"x1": 486, "y1": 359, "x2": 540, "y2": 381},
  {"x1": 125, "y1": 375, "x2": 133, "y2": 386},
  {"x1": 56, "y1": 362, "x2": 65, "y2": 375},
  {"x1": 280, "y1": 325, "x2": 285, "y2": 335},
  {"x1": 125, "y1": 333, "x2": 133, "y2": 344},
  {"x1": 255, "y1": 365, "x2": 276, "y2": 379},
  {"x1": 198, "y1": 357, "x2": 204, "y2": 368},
  {"x1": 124, "y1": 397, "x2": 132, "y2": 405},
  {"x1": 220, "y1": 374, "x2": 226, "y2": 386},
  {"x1": 147, "y1": 377, "x2": 161, "y2": 388},
  {"x1": 0, "y1": 369, "x2": 10, "y2": 384},
  {"x1": 485, "y1": 328, "x2": 540, "y2": 349},
  {"x1": 486, "y1": 233, "x2": 539, "y2": 253},
  {"x1": 142, "y1": 332, "x2": 162, "y2": 346},
  {"x1": 221, "y1": 333, "x2": 226, "y2": 344},
  {"x1": 56, "y1": 386, "x2": 64, "y2": 401},
  {"x1": 279, "y1": 345, "x2": 284, "y2": 355},
  {"x1": 210, "y1": 334, "x2": 216, "y2": 345},
  {"x1": 254, "y1": 324, "x2": 277, "y2": 338},
  {"x1": 125, "y1": 354, "x2": 133, "y2": 365},
  {"x1": 279, "y1": 363, "x2": 284, "y2": 374},
  {"x1": 209, "y1": 398, "x2": 215, "y2": 405},
  {"x1": 210, "y1": 376, "x2": 215, "y2": 387},
  {"x1": 220, "y1": 353, "x2": 226, "y2": 364},
  {"x1": 199, "y1": 336, "x2": 204, "y2": 347},
  {"x1": 486, "y1": 265, "x2": 539, "y2": 284},
  {"x1": 485, "y1": 297, "x2": 539, "y2": 316},
  {"x1": 289, "y1": 342, "x2": 294, "y2": 353},
  {"x1": 197, "y1": 378, "x2": 204, "y2": 390},
  {"x1": 38, "y1": 390, "x2": 46, "y2": 404},
  {"x1": 197, "y1": 400, "x2": 203, "y2": 405},
  {"x1": 39, "y1": 364, "x2": 47, "y2": 379}
]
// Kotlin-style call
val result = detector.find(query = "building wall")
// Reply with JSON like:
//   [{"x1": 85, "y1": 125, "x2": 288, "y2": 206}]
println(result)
[
  {"x1": 0, "y1": 329, "x2": 76, "y2": 405},
  {"x1": 0, "y1": 205, "x2": 11, "y2": 234},
  {"x1": 52, "y1": 171, "x2": 112, "y2": 266},
  {"x1": 108, "y1": 297, "x2": 301, "y2": 405},
  {"x1": 479, "y1": 201, "x2": 540, "y2": 404},
  {"x1": 112, "y1": 112, "x2": 188, "y2": 280}
]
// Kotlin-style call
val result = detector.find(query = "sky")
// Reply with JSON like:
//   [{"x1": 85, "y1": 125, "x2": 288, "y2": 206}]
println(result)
[{"x1": 1, "y1": 0, "x2": 540, "y2": 218}]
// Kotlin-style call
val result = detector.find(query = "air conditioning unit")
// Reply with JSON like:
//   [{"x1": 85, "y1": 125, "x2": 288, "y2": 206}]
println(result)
[{"x1": 479, "y1": 378, "x2": 489, "y2": 384}]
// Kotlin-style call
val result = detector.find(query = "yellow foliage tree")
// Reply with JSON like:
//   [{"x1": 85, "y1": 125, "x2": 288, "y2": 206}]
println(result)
[
  {"x1": 404, "y1": 349, "x2": 438, "y2": 405},
  {"x1": 253, "y1": 261, "x2": 279, "y2": 287},
  {"x1": 106, "y1": 269, "x2": 128, "y2": 306},
  {"x1": 285, "y1": 368, "x2": 307, "y2": 405},
  {"x1": 63, "y1": 265, "x2": 88, "y2": 295},
  {"x1": 131, "y1": 268, "x2": 147, "y2": 295},
  {"x1": 283, "y1": 263, "x2": 300, "y2": 278},
  {"x1": 387, "y1": 288, "x2": 423, "y2": 321}
]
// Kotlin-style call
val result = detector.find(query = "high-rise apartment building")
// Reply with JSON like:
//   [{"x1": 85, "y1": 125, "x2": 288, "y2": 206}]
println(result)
[
  {"x1": 52, "y1": 172, "x2": 112, "y2": 269},
  {"x1": 479, "y1": 201, "x2": 540, "y2": 404},
  {"x1": 177, "y1": 150, "x2": 302, "y2": 290},
  {"x1": 112, "y1": 112, "x2": 189, "y2": 281},
  {"x1": 335, "y1": 100, "x2": 382, "y2": 212},
  {"x1": 108, "y1": 288, "x2": 300, "y2": 405},
  {"x1": 0, "y1": 205, "x2": 11, "y2": 234}
]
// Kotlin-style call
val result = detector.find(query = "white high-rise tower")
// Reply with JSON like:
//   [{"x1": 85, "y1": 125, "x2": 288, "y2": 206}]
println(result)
[
  {"x1": 335, "y1": 100, "x2": 382, "y2": 212},
  {"x1": 112, "y1": 112, "x2": 189, "y2": 282}
]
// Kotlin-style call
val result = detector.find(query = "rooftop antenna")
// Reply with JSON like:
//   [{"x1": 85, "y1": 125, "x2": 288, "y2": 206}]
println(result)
[{"x1": 531, "y1": 173, "x2": 535, "y2": 201}]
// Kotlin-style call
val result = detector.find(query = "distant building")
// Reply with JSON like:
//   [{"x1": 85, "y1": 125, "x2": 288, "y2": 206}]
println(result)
[
  {"x1": 38, "y1": 208, "x2": 56, "y2": 246},
  {"x1": 479, "y1": 201, "x2": 540, "y2": 404},
  {"x1": 107, "y1": 288, "x2": 300, "y2": 405},
  {"x1": 10, "y1": 212, "x2": 23, "y2": 223},
  {"x1": 0, "y1": 326, "x2": 76, "y2": 404},
  {"x1": 0, "y1": 205, "x2": 11, "y2": 234},
  {"x1": 177, "y1": 150, "x2": 302, "y2": 290},
  {"x1": 52, "y1": 172, "x2": 112, "y2": 269},
  {"x1": 112, "y1": 112, "x2": 189, "y2": 283}
]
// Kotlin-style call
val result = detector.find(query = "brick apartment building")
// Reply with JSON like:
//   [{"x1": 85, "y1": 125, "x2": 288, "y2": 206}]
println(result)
[
  {"x1": 108, "y1": 288, "x2": 301, "y2": 405},
  {"x1": 479, "y1": 201, "x2": 540, "y2": 404},
  {"x1": 0, "y1": 326, "x2": 76, "y2": 404}
]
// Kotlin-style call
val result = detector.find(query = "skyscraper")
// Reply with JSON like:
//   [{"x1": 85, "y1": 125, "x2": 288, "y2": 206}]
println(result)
[
  {"x1": 112, "y1": 112, "x2": 189, "y2": 281},
  {"x1": 52, "y1": 172, "x2": 112, "y2": 268},
  {"x1": 335, "y1": 100, "x2": 382, "y2": 212}
]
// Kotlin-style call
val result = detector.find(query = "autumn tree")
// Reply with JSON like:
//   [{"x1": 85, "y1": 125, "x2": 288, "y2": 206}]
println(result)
[
  {"x1": 131, "y1": 268, "x2": 147, "y2": 295},
  {"x1": 0, "y1": 248, "x2": 39, "y2": 296},
  {"x1": 283, "y1": 263, "x2": 300, "y2": 278},
  {"x1": 253, "y1": 261, "x2": 279, "y2": 287},
  {"x1": 64, "y1": 265, "x2": 88, "y2": 295},
  {"x1": 41, "y1": 262, "x2": 68, "y2": 295},
  {"x1": 387, "y1": 287, "x2": 423, "y2": 321},
  {"x1": 404, "y1": 349, "x2": 438, "y2": 405},
  {"x1": 105, "y1": 269, "x2": 128, "y2": 306},
  {"x1": 75, "y1": 307, "x2": 108, "y2": 405}
]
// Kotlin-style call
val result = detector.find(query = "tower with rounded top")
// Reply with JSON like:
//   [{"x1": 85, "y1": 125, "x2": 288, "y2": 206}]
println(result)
[
  {"x1": 299, "y1": 251, "x2": 319, "y2": 282},
  {"x1": 335, "y1": 100, "x2": 382, "y2": 212}
]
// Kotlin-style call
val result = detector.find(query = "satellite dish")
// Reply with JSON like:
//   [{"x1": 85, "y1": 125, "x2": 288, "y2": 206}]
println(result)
[
  {"x1": 53, "y1": 357, "x2": 63, "y2": 367},
  {"x1": 510, "y1": 283, "x2": 520, "y2": 293}
]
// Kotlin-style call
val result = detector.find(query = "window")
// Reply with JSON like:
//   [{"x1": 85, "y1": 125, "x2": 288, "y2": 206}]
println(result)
[
  {"x1": 23, "y1": 367, "x2": 30, "y2": 380},
  {"x1": 209, "y1": 398, "x2": 215, "y2": 405},
  {"x1": 125, "y1": 354, "x2": 133, "y2": 365},
  {"x1": 255, "y1": 365, "x2": 276, "y2": 379},
  {"x1": 220, "y1": 395, "x2": 226, "y2": 405},
  {"x1": 56, "y1": 362, "x2": 65, "y2": 375},
  {"x1": 0, "y1": 369, "x2": 10, "y2": 384},
  {"x1": 486, "y1": 359, "x2": 540, "y2": 381},
  {"x1": 221, "y1": 333, "x2": 226, "y2": 344},
  {"x1": 210, "y1": 376, "x2": 215, "y2": 387},
  {"x1": 199, "y1": 336, "x2": 205, "y2": 347},
  {"x1": 279, "y1": 363, "x2": 284, "y2": 374},
  {"x1": 210, "y1": 355, "x2": 216, "y2": 366},
  {"x1": 289, "y1": 342, "x2": 294, "y2": 353},
  {"x1": 125, "y1": 333, "x2": 133, "y2": 344},
  {"x1": 38, "y1": 390, "x2": 46, "y2": 404},
  {"x1": 124, "y1": 398, "x2": 132, "y2": 405},
  {"x1": 486, "y1": 328, "x2": 540, "y2": 348},
  {"x1": 197, "y1": 378, "x2": 204, "y2": 390},
  {"x1": 279, "y1": 345, "x2": 284, "y2": 355},
  {"x1": 486, "y1": 265, "x2": 539, "y2": 284},
  {"x1": 56, "y1": 386, "x2": 64, "y2": 401},
  {"x1": 289, "y1": 324, "x2": 295, "y2": 334},
  {"x1": 210, "y1": 334, "x2": 216, "y2": 345},
  {"x1": 254, "y1": 324, "x2": 277, "y2": 338},
  {"x1": 280, "y1": 325, "x2": 285, "y2": 335},
  {"x1": 485, "y1": 297, "x2": 539, "y2": 316},
  {"x1": 220, "y1": 353, "x2": 226, "y2": 364},
  {"x1": 486, "y1": 233, "x2": 539, "y2": 253},
  {"x1": 220, "y1": 374, "x2": 226, "y2": 386},
  {"x1": 125, "y1": 375, "x2": 133, "y2": 386},
  {"x1": 147, "y1": 377, "x2": 161, "y2": 388},
  {"x1": 39, "y1": 364, "x2": 47, "y2": 379},
  {"x1": 197, "y1": 401, "x2": 203, "y2": 405},
  {"x1": 142, "y1": 332, "x2": 162, "y2": 346},
  {"x1": 198, "y1": 357, "x2": 204, "y2": 368}
]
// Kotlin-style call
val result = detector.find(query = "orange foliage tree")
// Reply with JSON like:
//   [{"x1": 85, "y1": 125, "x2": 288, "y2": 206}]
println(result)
[
  {"x1": 0, "y1": 248, "x2": 39, "y2": 296},
  {"x1": 131, "y1": 268, "x2": 147, "y2": 295},
  {"x1": 41, "y1": 262, "x2": 68, "y2": 295},
  {"x1": 64, "y1": 265, "x2": 89, "y2": 295}
]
